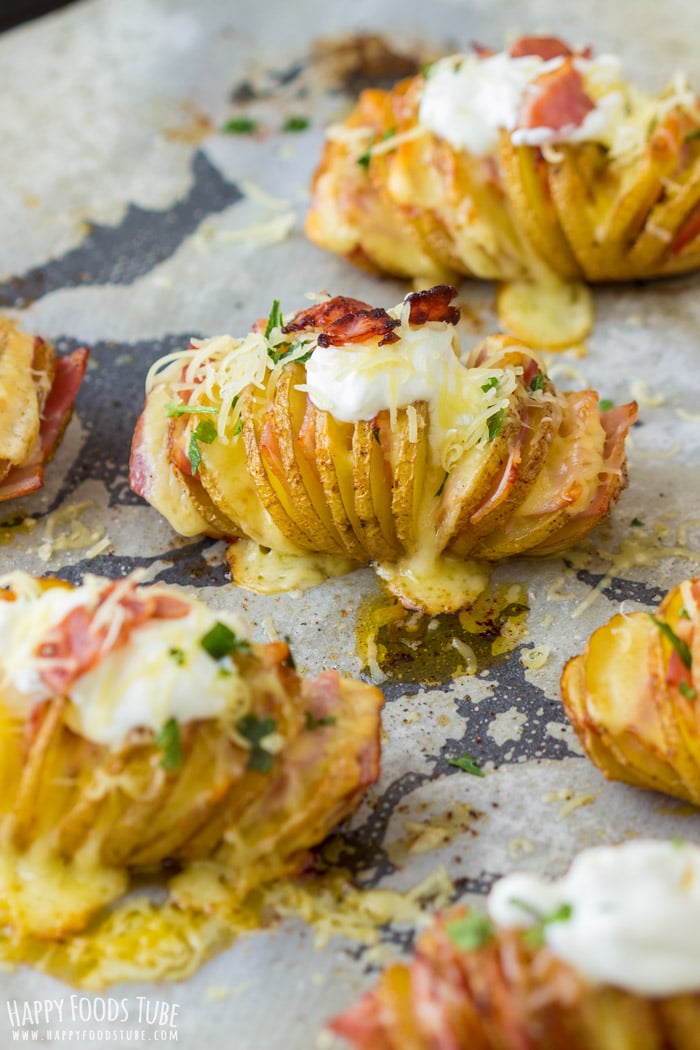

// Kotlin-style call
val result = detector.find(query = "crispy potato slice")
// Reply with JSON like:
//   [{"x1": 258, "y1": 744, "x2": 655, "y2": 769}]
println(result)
[
  {"x1": 314, "y1": 406, "x2": 370, "y2": 561},
  {"x1": 0, "y1": 318, "x2": 41, "y2": 467},
  {"x1": 499, "y1": 133, "x2": 582, "y2": 280},
  {"x1": 353, "y1": 419, "x2": 401, "y2": 561},
  {"x1": 497, "y1": 279, "x2": 593, "y2": 350},
  {"x1": 273, "y1": 365, "x2": 347, "y2": 555},
  {"x1": 387, "y1": 403, "x2": 428, "y2": 551},
  {"x1": 237, "y1": 385, "x2": 313, "y2": 549}
]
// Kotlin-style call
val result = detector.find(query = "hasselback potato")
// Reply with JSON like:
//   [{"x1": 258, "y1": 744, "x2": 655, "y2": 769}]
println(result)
[
  {"x1": 306, "y1": 36, "x2": 700, "y2": 283},
  {"x1": 0, "y1": 572, "x2": 382, "y2": 938},
  {"x1": 130, "y1": 285, "x2": 636, "y2": 613},
  {"x1": 562, "y1": 575, "x2": 700, "y2": 805},
  {"x1": 331, "y1": 839, "x2": 700, "y2": 1050},
  {"x1": 0, "y1": 317, "x2": 88, "y2": 502}
]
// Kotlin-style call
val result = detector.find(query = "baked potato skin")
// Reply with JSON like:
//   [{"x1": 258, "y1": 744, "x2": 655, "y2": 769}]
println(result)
[
  {"x1": 131, "y1": 291, "x2": 637, "y2": 613},
  {"x1": 306, "y1": 56, "x2": 700, "y2": 284},
  {"x1": 330, "y1": 908, "x2": 700, "y2": 1050},
  {"x1": 0, "y1": 576, "x2": 383, "y2": 937},
  {"x1": 561, "y1": 577, "x2": 700, "y2": 805}
]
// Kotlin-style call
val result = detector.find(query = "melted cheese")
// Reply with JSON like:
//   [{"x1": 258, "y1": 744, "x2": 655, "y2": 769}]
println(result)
[
  {"x1": 489, "y1": 839, "x2": 700, "y2": 996},
  {"x1": 227, "y1": 538, "x2": 357, "y2": 594},
  {"x1": 0, "y1": 573, "x2": 252, "y2": 747}
]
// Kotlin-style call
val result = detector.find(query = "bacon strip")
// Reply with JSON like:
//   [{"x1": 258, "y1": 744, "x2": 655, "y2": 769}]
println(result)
[
  {"x1": 517, "y1": 57, "x2": 595, "y2": 132},
  {"x1": 509, "y1": 35, "x2": 575, "y2": 61},
  {"x1": 281, "y1": 296, "x2": 373, "y2": 334},
  {"x1": 36, "y1": 577, "x2": 191, "y2": 695},
  {"x1": 317, "y1": 308, "x2": 400, "y2": 347},
  {"x1": 405, "y1": 285, "x2": 460, "y2": 326},
  {"x1": 0, "y1": 347, "x2": 89, "y2": 504}
]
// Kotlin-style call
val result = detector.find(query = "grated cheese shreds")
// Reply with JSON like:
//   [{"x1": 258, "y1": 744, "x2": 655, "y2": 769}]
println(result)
[
  {"x1": 630, "y1": 378, "x2": 666, "y2": 408},
  {"x1": 520, "y1": 644, "x2": 550, "y2": 670},
  {"x1": 36, "y1": 502, "x2": 110, "y2": 564}
]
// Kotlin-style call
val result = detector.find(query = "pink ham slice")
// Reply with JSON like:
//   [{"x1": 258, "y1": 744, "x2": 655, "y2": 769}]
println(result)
[{"x1": 0, "y1": 347, "x2": 89, "y2": 503}]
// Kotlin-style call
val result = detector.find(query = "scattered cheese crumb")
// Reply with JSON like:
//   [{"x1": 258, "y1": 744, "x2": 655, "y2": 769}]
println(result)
[
  {"x1": 36, "y1": 502, "x2": 111, "y2": 563},
  {"x1": 520, "y1": 644, "x2": 550, "y2": 670}
]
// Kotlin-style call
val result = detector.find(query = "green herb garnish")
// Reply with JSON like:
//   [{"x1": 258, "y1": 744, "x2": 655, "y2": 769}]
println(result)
[
  {"x1": 201, "y1": 621, "x2": 252, "y2": 660},
  {"x1": 221, "y1": 117, "x2": 258, "y2": 134},
  {"x1": 529, "y1": 372, "x2": 545, "y2": 392},
  {"x1": 630, "y1": 517, "x2": 644, "y2": 527},
  {"x1": 447, "y1": 753, "x2": 484, "y2": 777},
  {"x1": 435, "y1": 471, "x2": 449, "y2": 498},
  {"x1": 168, "y1": 646, "x2": 186, "y2": 666},
  {"x1": 264, "y1": 299, "x2": 285, "y2": 340},
  {"x1": 305, "y1": 711, "x2": 338, "y2": 730},
  {"x1": 648, "y1": 614, "x2": 691, "y2": 668},
  {"x1": 481, "y1": 377, "x2": 499, "y2": 393},
  {"x1": 165, "y1": 403, "x2": 218, "y2": 419},
  {"x1": 680, "y1": 607, "x2": 691, "y2": 619},
  {"x1": 156, "y1": 718, "x2": 182, "y2": 771},
  {"x1": 187, "y1": 418, "x2": 218, "y2": 474},
  {"x1": 599, "y1": 398, "x2": 615, "y2": 412},
  {"x1": 283, "y1": 115, "x2": 310, "y2": 132},
  {"x1": 237, "y1": 714, "x2": 277, "y2": 773},
  {"x1": 445, "y1": 912, "x2": 494, "y2": 950},
  {"x1": 679, "y1": 681, "x2": 698, "y2": 700},
  {"x1": 684, "y1": 128, "x2": 700, "y2": 143},
  {"x1": 511, "y1": 899, "x2": 573, "y2": 948},
  {"x1": 487, "y1": 408, "x2": 504, "y2": 442},
  {"x1": 357, "y1": 146, "x2": 372, "y2": 170}
]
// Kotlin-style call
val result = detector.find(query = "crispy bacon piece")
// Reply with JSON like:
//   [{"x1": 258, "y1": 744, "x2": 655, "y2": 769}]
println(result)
[
  {"x1": 405, "y1": 284, "x2": 460, "y2": 326},
  {"x1": 35, "y1": 578, "x2": 190, "y2": 694},
  {"x1": 316, "y1": 308, "x2": 400, "y2": 347},
  {"x1": 281, "y1": 296, "x2": 373, "y2": 334},
  {"x1": 517, "y1": 58, "x2": 595, "y2": 132},
  {"x1": 509, "y1": 35, "x2": 575, "y2": 61}
]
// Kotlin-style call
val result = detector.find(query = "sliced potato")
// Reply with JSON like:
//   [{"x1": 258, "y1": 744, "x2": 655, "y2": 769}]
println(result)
[
  {"x1": 497, "y1": 278, "x2": 593, "y2": 350},
  {"x1": 0, "y1": 318, "x2": 41, "y2": 466},
  {"x1": 352, "y1": 419, "x2": 401, "y2": 561},
  {"x1": 313, "y1": 406, "x2": 370, "y2": 561}
]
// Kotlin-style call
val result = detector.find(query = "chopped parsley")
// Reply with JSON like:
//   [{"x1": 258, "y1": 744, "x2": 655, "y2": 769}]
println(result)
[
  {"x1": 447, "y1": 753, "x2": 484, "y2": 777},
  {"x1": 283, "y1": 115, "x2": 310, "y2": 132},
  {"x1": 679, "y1": 681, "x2": 697, "y2": 700},
  {"x1": 221, "y1": 117, "x2": 258, "y2": 134},
  {"x1": 599, "y1": 398, "x2": 615, "y2": 412},
  {"x1": 305, "y1": 711, "x2": 338, "y2": 730},
  {"x1": 156, "y1": 718, "x2": 182, "y2": 771},
  {"x1": 168, "y1": 646, "x2": 186, "y2": 665},
  {"x1": 200, "y1": 621, "x2": 252, "y2": 660},
  {"x1": 487, "y1": 408, "x2": 504, "y2": 442},
  {"x1": 165, "y1": 403, "x2": 218, "y2": 419},
  {"x1": 264, "y1": 299, "x2": 285, "y2": 339},
  {"x1": 510, "y1": 899, "x2": 573, "y2": 948},
  {"x1": 237, "y1": 714, "x2": 277, "y2": 773},
  {"x1": 233, "y1": 416, "x2": 243, "y2": 437},
  {"x1": 679, "y1": 607, "x2": 691, "y2": 620},
  {"x1": 648, "y1": 614, "x2": 691, "y2": 668},
  {"x1": 445, "y1": 912, "x2": 494, "y2": 950},
  {"x1": 357, "y1": 146, "x2": 372, "y2": 170},
  {"x1": 188, "y1": 418, "x2": 217, "y2": 474},
  {"x1": 529, "y1": 372, "x2": 545, "y2": 392},
  {"x1": 630, "y1": 517, "x2": 644, "y2": 527},
  {"x1": 481, "y1": 377, "x2": 499, "y2": 393},
  {"x1": 435, "y1": 471, "x2": 449, "y2": 498}
]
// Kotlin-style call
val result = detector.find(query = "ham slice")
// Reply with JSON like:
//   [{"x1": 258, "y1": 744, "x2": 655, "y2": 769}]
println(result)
[
  {"x1": 0, "y1": 346, "x2": 88, "y2": 503},
  {"x1": 517, "y1": 58, "x2": 595, "y2": 133},
  {"x1": 509, "y1": 35, "x2": 575, "y2": 61}
]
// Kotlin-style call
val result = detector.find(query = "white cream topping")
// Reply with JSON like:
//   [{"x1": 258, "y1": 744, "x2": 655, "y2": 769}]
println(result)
[
  {"x1": 419, "y1": 50, "x2": 640, "y2": 156},
  {"x1": 488, "y1": 839, "x2": 700, "y2": 996},
  {"x1": 0, "y1": 574, "x2": 251, "y2": 748},
  {"x1": 303, "y1": 303, "x2": 519, "y2": 472}
]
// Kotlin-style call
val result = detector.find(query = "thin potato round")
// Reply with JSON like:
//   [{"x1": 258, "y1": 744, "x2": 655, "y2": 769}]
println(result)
[{"x1": 497, "y1": 279, "x2": 593, "y2": 350}]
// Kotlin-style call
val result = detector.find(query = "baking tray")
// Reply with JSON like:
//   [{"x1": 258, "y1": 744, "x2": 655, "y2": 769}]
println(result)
[{"x1": 2, "y1": 0, "x2": 700, "y2": 1046}]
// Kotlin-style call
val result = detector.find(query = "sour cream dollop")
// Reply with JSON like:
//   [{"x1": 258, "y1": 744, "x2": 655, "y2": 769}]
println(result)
[
  {"x1": 488, "y1": 839, "x2": 700, "y2": 996},
  {"x1": 418, "y1": 50, "x2": 628, "y2": 156},
  {"x1": 0, "y1": 573, "x2": 251, "y2": 747}
]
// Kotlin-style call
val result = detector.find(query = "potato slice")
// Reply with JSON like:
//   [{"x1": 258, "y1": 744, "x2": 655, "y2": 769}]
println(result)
[
  {"x1": 314, "y1": 407, "x2": 370, "y2": 561},
  {"x1": 497, "y1": 278, "x2": 593, "y2": 350},
  {"x1": 498, "y1": 133, "x2": 582, "y2": 281},
  {"x1": 0, "y1": 318, "x2": 41, "y2": 467},
  {"x1": 273, "y1": 365, "x2": 347, "y2": 555},
  {"x1": 353, "y1": 419, "x2": 401, "y2": 561},
  {"x1": 227, "y1": 539, "x2": 356, "y2": 595},
  {"x1": 238, "y1": 385, "x2": 313, "y2": 549},
  {"x1": 387, "y1": 403, "x2": 428, "y2": 551}
]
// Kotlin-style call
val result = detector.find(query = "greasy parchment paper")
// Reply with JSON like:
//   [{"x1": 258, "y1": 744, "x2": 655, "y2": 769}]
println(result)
[{"x1": 2, "y1": 0, "x2": 700, "y2": 1046}]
